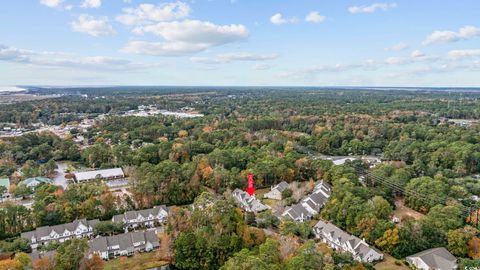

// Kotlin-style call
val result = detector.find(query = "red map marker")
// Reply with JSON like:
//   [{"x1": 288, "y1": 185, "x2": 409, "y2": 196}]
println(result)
[{"x1": 246, "y1": 174, "x2": 255, "y2": 196}]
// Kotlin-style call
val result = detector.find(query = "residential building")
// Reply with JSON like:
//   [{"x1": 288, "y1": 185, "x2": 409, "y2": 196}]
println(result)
[
  {"x1": 282, "y1": 203, "x2": 312, "y2": 222},
  {"x1": 232, "y1": 188, "x2": 270, "y2": 212},
  {"x1": 112, "y1": 205, "x2": 169, "y2": 229},
  {"x1": 406, "y1": 247, "x2": 457, "y2": 270},
  {"x1": 21, "y1": 206, "x2": 168, "y2": 250},
  {"x1": 19, "y1": 177, "x2": 54, "y2": 189},
  {"x1": 313, "y1": 180, "x2": 332, "y2": 197},
  {"x1": 74, "y1": 168, "x2": 124, "y2": 183},
  {"x1": 21, "y1": 219, "x2": 99, "y2": 249},
  {"x1": 314, "y1": 220, "x2": 384, "y2": 263},
  {"x1": 89, "y1": 230, "x2": 160, "y2": 260},
  {"x1": 282, "y1": 181, "x2": 331, "y2": 222},
  {"x1": 264, "y1": 181, "x2": 289, "y2": 200}
]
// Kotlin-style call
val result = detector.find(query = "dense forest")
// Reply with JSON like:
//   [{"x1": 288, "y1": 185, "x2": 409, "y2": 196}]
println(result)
[{"x1": 1, "y1": 88, "x2": 480, "y2": 269}]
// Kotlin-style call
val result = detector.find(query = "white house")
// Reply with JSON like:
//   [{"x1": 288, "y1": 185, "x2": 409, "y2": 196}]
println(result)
[
  {"x1": 89, "y1": 230, "x2": 160, "y2": 260},
  {"x1": 232, "y1": 189, "x2": 270, "y2": 212},
  {"x1": 314, "y1": 220, "x2": 383, "y2": 263},
  {"x1": 21, "y1": 219, "x2": 99, "y2": 249},
  {"x1": 112, "y1": 205, "x2": 168, "y2": 229},
  {"x1": 22, "y1": 206, "x2": 168, "y2": 250},
  {"x1": 406, "y1": 247, "x2": 457, "y2": 270},
  {"x1": 264, "y1": 181, "x2": 289, "y2": 200},
  {"x1": 282, "y1": 203, "x2": 312, "y2": 222}
]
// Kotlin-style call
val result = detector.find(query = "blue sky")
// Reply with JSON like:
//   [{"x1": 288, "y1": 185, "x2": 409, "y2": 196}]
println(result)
[{"x1": 1, "y1": 0, "x2": 480, "y2": 86}]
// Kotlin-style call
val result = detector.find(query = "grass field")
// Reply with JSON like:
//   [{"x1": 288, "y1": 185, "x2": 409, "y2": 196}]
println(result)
[
  {"x1": 374, "y1": 254, "x2": 410, "y2": 270},
  {"x1": 394, "y1": 198, "x2": 424, "y2": 223},
  {"x1": 103, "y1": 252, "x2": 169, "y2": 270}
]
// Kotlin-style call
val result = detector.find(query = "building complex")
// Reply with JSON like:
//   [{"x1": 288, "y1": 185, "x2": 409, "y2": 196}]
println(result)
[{"x1": 313, "y1": 220, "x2": 384, "y2": 263}]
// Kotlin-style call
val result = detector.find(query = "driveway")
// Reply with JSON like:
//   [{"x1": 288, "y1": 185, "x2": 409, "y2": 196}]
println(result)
[{"x1": 54, "y1": 161, "x2": 69, "y2": 189}]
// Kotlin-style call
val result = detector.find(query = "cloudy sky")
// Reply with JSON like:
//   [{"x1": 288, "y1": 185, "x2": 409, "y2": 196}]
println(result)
[{"x1": 1, "y1": 0, "x2": 480, "y2": 86}]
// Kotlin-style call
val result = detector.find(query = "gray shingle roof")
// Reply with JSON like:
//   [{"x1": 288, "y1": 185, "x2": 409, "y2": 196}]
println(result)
[
  {"x1": 308, "y1": 192, "x2": 328, "y2": 207},
  {"x1": 275, "y1": 181, "x2": 289, "y2": 192},
  {"x1": 125, "y1": 211, "x2": 138, "y2": 221},
  {"x1": 355, "y1": 243, "x2": 372, "y2": 260},
  {"x1": 89, "y1": 231, "x2": 159, "y2": 255},
  {"x1": 138, "y1": 209, "x2": 153, "y2": 219},
  {"x1": 107, "y1": 235, "x2": 120, "y2": 249},
  {"x1": 314, "y1": 220, "x2": 383, "y2": 262},
  {"x1": 118, "y1": 233, "x2": 134, "y2": 251},
  {"x1": 314, "y1": 180, "x2": 332, "y2": 195},
  {"x1": 407, "y1": 247, "x2": 457, "y2": 270},
  {"x1": 232, "y1": 189, "x2": 269, "y2": 212},
  {"x1": 21, "y1": 231, "x2": 35, "y2": 240},
  {"x1": 305, "y1": 200, "x2": 317, "y2": 211},
  {"x1": 145, "y1": 230, "x2": 160, "y2": 247},
  {"x1": 51, "y1": 224, "x2": 65, "y2": 235},
  {"x1": 35, "y1": 226, "x2": 51, "y2": 239},
  {"x1": 90, "y1": 237, "x2": 108, "y2": 253},
  {"x1": 286, "y1": 203, "x2": 311, "y2": 220},
  {"x1": 112, "y1": 206, "x2": 168, "y2": 224},
  {"x1": 130, "y1": 231, "x2": 145, "y2": 244}
]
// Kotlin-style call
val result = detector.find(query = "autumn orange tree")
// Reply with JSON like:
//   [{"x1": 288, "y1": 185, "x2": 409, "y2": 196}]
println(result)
[{"x1": 468, "y1": 237, "x2": 480, "y2": 259}]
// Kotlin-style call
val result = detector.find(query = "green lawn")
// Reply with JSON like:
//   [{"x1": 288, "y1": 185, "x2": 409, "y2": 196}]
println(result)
[{"x1": 103, "y1": 252, "x2": 169, "y2": 270}]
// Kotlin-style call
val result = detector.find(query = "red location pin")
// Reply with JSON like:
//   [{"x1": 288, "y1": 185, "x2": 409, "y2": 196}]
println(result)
[{"x1": 246, "y1": 174, "x2": 256, "y2": 196}]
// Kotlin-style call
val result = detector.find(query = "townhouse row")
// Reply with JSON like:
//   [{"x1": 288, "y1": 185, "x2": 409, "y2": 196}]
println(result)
[
  {"x1": 232, "y1": 189, "x2": 270, "y2": 212},
  {"x1": 21, "y1": 205, "x2": 168, "y2": 249},
  {"x1": 21, "y1": 219, "x2": 99, "y2": 249},
  {"x1": 112, "y1": 205, "x2": 169, "y2": 229},
  {"x1": 313, "y1": 220, "x2": 383, "y2": 263},
  {"x1": 281, "y1": 180, "x2": 332, "y2": 222},
  {"x1": 89, "y1": 230, "x2": 160, "y2": 260}
]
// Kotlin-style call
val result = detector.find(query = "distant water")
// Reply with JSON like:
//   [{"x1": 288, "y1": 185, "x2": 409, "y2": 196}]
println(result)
[{"x1": 0, "y1": 86, "x2": 26, "y2": 92}]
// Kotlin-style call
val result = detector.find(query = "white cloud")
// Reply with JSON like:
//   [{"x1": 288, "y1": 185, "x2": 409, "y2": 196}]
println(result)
[
  {"x1": 40, "y1": 0, "x2": 63, "y2": 8},
  {"x1": 124, "y1": 20, "x2": 248, "y2": 56},
  {"x1": 270, "y1": 13, "x2": 287, "y2": 25},
  {"x1": 385, "y1": 56, "x2": 407, "y2": 65},
  {"x1": 116, "y1": 2, "x2": 190, "y2": 26},
  {"x1": 279, "y1": 51, "x2": 448, "y2": 81},
  {"x1": 253, "y1": 64, "x2": 271, "y2": 70},
  {"x1": 348, "y1": 2, "x2": 397, "y2": 14},
  {"x1": 305, "y1": 11, "x2": 326, "y2": 23},
  {"x1": 386, "y1": 42, "x2": 409, "y2": 51},
  {"x1": 0, "y1": 44, "x2": 153, "y2": 71},
  {"x1": 270, "y1": 13, "x2": 297, "y2": 25},
  {"x1": 81, "y1": 0, "x2": 102, "y2": 9},
  {"x1": 410, "y1": 50, "x2": 425, "y2": 58},
  {"x1": 190, "y1": 52, "x2": 278, "y2": 64},
  {"x1": 122, "y1": 41, "x2": 208, "y2": 56},
  {"x1": 448, "y1": 49, "x2": 480, "y2": 59},
  {"x1": 423, "y1": 25, "x2": 480, "y2": 46},
  {"x1": 384, "y1": 51, "x2": 435, "y2": 65},
  {"x1": 71, "y1": 15, "x2": 115, "y2": 37}
]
